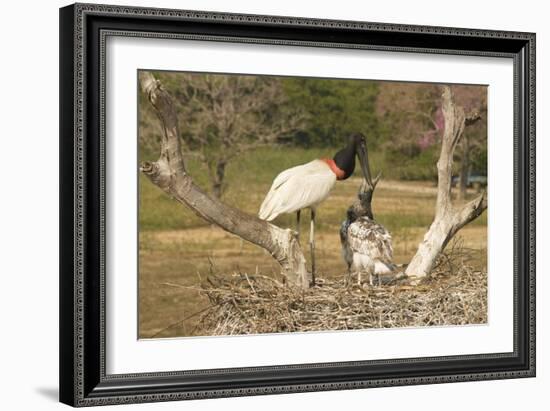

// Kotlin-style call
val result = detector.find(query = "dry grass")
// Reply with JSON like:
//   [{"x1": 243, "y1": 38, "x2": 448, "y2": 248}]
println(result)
[
  {"x1": 163, "y1": 241, "x2": 487, "y2": 336},
  {"x1": 138, "y1": 180, "x2": 487, "y2": 338}
]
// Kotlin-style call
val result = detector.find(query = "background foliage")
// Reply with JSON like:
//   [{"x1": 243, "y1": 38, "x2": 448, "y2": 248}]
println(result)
[
  {"x1": 138, "y1": 71, "x2": 488, "y2": 338},
  {"x1": 140, "y1": 72, "x2": 487, "y2": 188}
]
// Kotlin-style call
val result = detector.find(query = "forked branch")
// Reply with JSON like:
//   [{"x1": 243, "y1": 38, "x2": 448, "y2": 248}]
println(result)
[
  {"x1": 405, "y1": 86, "x2": 487, "y2": 281},
  {"x1": 139, "y1": 72, "x2": 310, "y2": 288}
]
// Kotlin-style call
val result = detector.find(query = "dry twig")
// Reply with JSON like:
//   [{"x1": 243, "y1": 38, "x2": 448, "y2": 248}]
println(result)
[{"x1": 194, "y1": 242, "x2": 487, "y2": 336}]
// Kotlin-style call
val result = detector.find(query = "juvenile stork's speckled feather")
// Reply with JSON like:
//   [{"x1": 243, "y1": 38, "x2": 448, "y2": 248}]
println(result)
[
  {"x1": 340, "y1": 216, "x2": 394, "y2": 285},
  {"x1": 339, "y1": 165, "x2": 396, "y2": 286}
]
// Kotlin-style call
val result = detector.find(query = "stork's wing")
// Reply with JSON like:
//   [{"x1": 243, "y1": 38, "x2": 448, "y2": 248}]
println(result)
[
  {"x1": 340, "y1": 219, "x2": 354, "y2": 268},
  {"x1": 259, "y1": 160, "x2": 336, "y2": 221},
  {"x1": 347, "y1": 217, "x2": 393, "y2": 265}
]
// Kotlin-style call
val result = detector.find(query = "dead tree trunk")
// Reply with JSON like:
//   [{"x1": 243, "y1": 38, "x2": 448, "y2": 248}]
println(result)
[
  {"x1": 405, "y1": 86, "x2": 487, "y2": 282},
  {"x1": 457, "y1": 135, "x2": 470, "y2": 200},
  {"x1": 139, "y1": 72, "x2": 310, "y2": 288},
  {"x1": 211, "y1": 160, "x2": 226, "y2": 199}
]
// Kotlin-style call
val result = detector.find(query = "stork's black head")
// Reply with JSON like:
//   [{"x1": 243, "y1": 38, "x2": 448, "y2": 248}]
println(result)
[{"x1": 333, "y1": 133, "x2": 373, "y2": 186}]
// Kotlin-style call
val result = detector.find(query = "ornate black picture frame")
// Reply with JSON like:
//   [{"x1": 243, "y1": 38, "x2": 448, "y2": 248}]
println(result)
[{"x1": 59, "y1": 3, "x2": 535, "y2": 407}]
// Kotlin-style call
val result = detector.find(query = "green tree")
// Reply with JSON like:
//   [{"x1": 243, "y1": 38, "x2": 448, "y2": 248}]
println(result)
[
  {"x1": 142, "y1": 72, "x2": 304, "y2": 198},
  {"x1": 375, "y1": 82, "x2": 487, "y2": 185},
  {"x1": 282, "y1": 78, "x2": 380, "y2": 148}
]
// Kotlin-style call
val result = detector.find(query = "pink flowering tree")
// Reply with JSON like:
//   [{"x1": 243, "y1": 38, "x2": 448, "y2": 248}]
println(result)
[{"x1": 376, "y1": 83, "x2": 487, "y2": 198}]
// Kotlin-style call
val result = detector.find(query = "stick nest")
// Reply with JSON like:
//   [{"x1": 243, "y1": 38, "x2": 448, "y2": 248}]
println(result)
[{"x1": 195, "y1": 243, "x2": 487, "y2": 336}]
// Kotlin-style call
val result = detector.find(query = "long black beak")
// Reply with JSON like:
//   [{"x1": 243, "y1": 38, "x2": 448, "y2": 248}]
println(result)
[{"x1": 357, "y1": 140, "x2": 374, "y2": 189}]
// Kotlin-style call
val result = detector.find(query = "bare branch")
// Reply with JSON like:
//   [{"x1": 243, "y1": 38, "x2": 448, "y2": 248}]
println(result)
[
  {"x1": 405, "y1": 86, "x2": 487, "y2": 281},
  {"x1": 450, "y1": 191, "x2": 487, "y2": 240},
  {"x1": 139, "y1": 72, "x2": 310, "y2": 288},
  {"x1": 465, "y1": 109, "x2": 482, "y2": 125},
  {"x1": 402, "y1": 110, "x2": 441, "y2": 131},
  {"x1": 172, "y1": 73, "x2": 306, "y2": 197},
  {"x1": 139, "y1": 71, "x2": 186, "y2": 179}
]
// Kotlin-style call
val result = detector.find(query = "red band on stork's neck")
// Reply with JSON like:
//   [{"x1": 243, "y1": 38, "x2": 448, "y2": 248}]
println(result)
[{"x1": 321, "y1": 158, "x2": 346, "y2": 180}]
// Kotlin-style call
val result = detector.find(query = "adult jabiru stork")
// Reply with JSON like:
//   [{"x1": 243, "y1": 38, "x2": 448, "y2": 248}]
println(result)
[{"x1": 258, "y1": 133, "x2": 373, "y2": 285}]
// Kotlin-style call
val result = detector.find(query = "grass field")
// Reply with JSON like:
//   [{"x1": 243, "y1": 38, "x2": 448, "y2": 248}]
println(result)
[{"x1": 138, "y1": 147, "x2": 487, "y2": 338}]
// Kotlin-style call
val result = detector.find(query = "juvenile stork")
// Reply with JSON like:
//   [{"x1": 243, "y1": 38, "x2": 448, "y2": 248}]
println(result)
[
  {"x1": 259, "y1": 133, "x2": 373, "y2": 285},
  {"x1": 340, "y1": 171, "x2": 395, "y2": 286}
]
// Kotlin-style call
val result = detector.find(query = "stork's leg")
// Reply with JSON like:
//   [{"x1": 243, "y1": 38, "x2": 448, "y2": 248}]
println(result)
[
  {"x1": 296, "y1": 210, "x2": 301, "y2": 243},
  {"x1": 368, "y1": 263, "x2": 375, "y2": 287},
  {"x1": 310, "y1": 209, "x2": 316, "y2": 286}
]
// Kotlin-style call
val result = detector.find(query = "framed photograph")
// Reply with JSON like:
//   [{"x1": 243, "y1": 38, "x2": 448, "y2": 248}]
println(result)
[{"x1": 59, "y1": 3, "x2": 535, "y2": 407}]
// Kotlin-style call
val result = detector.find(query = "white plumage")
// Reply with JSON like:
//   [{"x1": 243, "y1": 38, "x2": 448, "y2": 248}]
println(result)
[
  {"x1": 340, "y1": 215, "x2": 394, "y2": 285},
  {"x1": 259, "y1": 160, "x2": 337, "y2": 221},
  {"x1": 258, "y1": 133, "x2": 371, "y2": 286}
]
